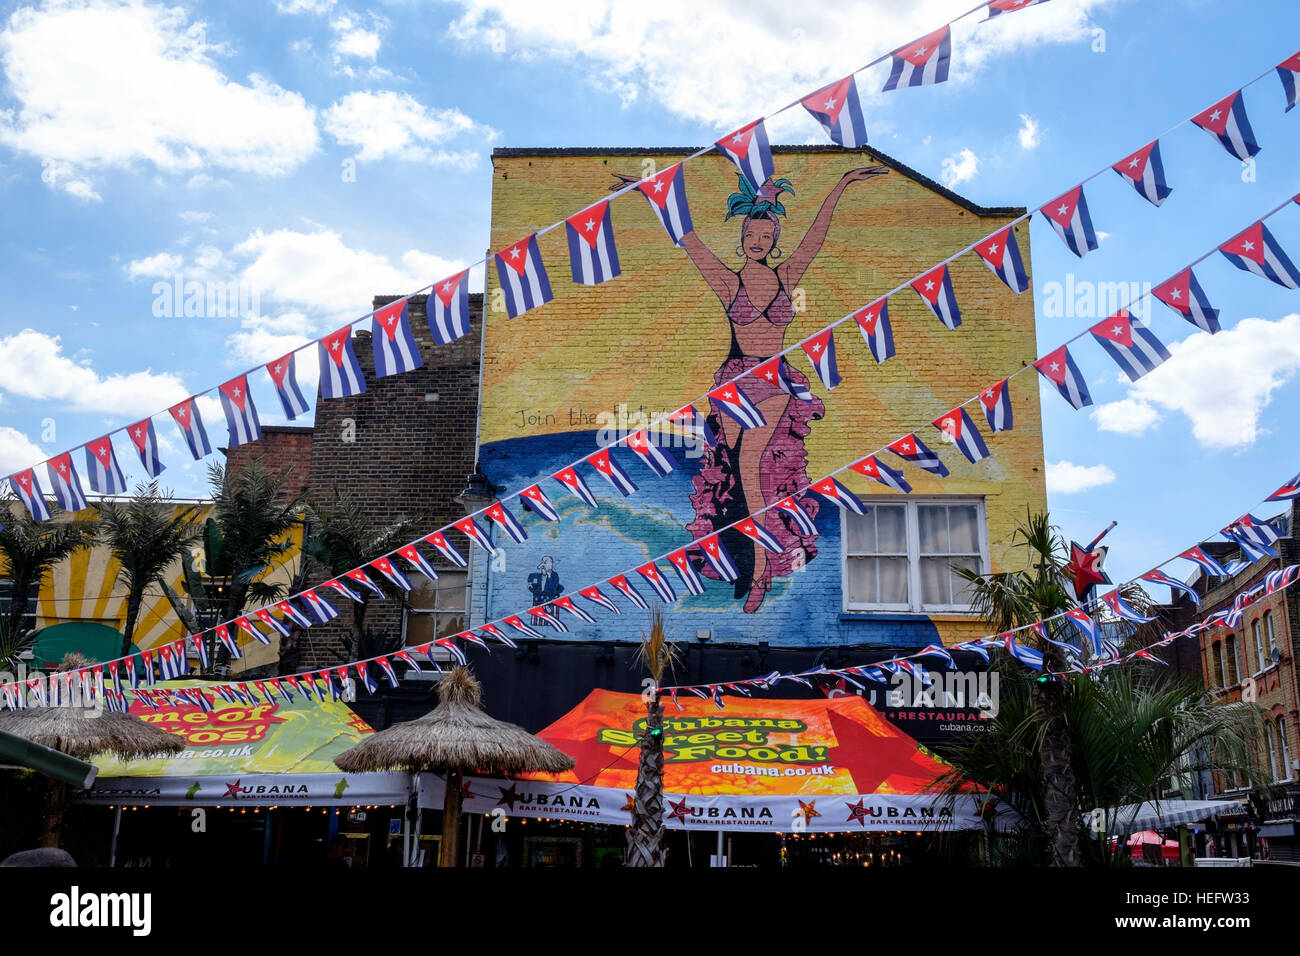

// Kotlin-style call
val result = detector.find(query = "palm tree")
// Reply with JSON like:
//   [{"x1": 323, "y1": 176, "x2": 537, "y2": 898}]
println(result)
[
  {"x1": 97, "y1": 481, "x2": 202, "y2": 657},
  {"x1": 0, "y1": 500, "x2": 95, "y2": 662},
  {"x1": 626, "y1": 606, "x2": 680, "y2": 868}
]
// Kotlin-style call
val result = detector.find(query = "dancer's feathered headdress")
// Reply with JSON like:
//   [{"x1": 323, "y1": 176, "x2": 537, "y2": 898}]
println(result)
[{"x1": 725, "y1": 175, "x2": 795, "y2": 221}]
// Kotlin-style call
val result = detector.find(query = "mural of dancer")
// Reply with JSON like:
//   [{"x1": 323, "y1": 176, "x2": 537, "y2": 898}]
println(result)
[{"x1": 680, "y1": 166, "x2": 889, "y2": 612}]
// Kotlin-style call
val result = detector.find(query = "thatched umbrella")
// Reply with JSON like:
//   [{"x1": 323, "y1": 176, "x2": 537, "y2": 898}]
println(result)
[{"x1": 334, "y1": 666, "x2": 574, "y2": 867}]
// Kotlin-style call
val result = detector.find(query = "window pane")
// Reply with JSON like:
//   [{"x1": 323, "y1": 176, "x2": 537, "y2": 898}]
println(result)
[
  {"x1": 948, "y1": 557, "x2": 980, "y2": 607},
  {"x1": 918, "y1": 505, "x2": 949, "y2": 554},
  {"x1": 845, "y1": 512, "x2": 876, "y2": 554},
  {"x1": 878, "y1": 558, "x2": 909, "y2": 604},
  {"x1": 846, "y1": 557, "x2": 876, "y2": 605},
  {"x1": 1265, "y1": 613, "x2": 1276, "y2": 655},
  {"x1": 920, "y1": 557, "x2": 950, "y2": 606},
  {"x1": 947, "y1": 505, "x2": 979, "y2": 552},
  {"x1": 437, "y1": 571, "x2": 468, "y2": 611},
  {"x1": 876, "y1": 505, "x2": 907, "y2": 553}
]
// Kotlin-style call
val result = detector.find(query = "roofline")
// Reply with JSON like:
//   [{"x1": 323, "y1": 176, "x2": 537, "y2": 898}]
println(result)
[{"x1": 491, "y1": 145, "x2": 1024, "y2": 218}]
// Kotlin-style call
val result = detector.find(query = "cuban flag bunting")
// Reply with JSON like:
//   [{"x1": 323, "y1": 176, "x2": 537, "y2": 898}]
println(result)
[
  {"x1": 953, "y1": 641, "x2": 990, "y2": 663},
  {"x1": 157, "y1": 643, "x2": 181, "y2": 680},
  {"x1": 520, "y1": 484, "x2": 559, "y2": 521},
  {"x1": 714, "y1": 119, "x2": 774, "y2": 192},
  {"x1": 1112, "y1": 140, "x2": 1172, "y2": 207},
  {"x1": 883, "y1": 26, "x2": 951, "y2": 91},
  {"x1": 528, "y1": 605, "x2": 567, "y2": 633},
  {"x1": 190, "y1": 632, "x2": 211, "y2": 669},
  {"x1": 1224, "y1": 514, "x2": 1282, "y2": 552},
  {"x1": 566, "y1": 201, "x2": 620, "y2": 285},
  {"x1": 301, "y1": 589, "x2": 340, "y2": 623},
  {"x1": 978, "y1": 379, "x2": 1014, "y2": 434},
  {"x1": 1278, "y1": 52, "x2": 1300, "y2": 112},
  {"x1": 1266, "y1": 471, "x2": 1300, "y2": 502},
  {"x1": 1063, "y1": 608, "x2": 1101, "y2": 652},
  {"x1": 1191, "y1": 91, "x2": 1260, "y2": 162},
  {"x1": 477, "y1": 624, "x2": 516, "y2": 649},
  {"x1": 751, "y1": 357, "x2": 814, "y2": 402},
  {"x1": 1031, "y1": 620, "x2": 1079, "y2": 654},
  {"x1": 1100, "y1": 589, "x2": 1155, "y2": 623},
  {"x1": 1266, "y1": 565, "x2": 1300, "y2": 594},
  {"x1": 578, "y1": 585, "x2": 621, "y2": 615},
  {"x1": 917, "y1": 644, "x2": 955, "y2": 668},
  {"x1": 393, "y1": 650, "x2": 423, "y2": 675},
  {"x1": 636, "y1": 562, "x2": 677, "y2": 603},
  {"x1": 355, "y1": 661, "x2": 377, "y2": 695},
  {"x1": 852, "y1": 298, "x2": 894, "y2": 363},
  {"x1": 370, "y1": 556, "x2": 412, "y2": 592},
  {"x1": 276, "y1": 600, "x2": 313, "y2": 628},
  {"x1": 168, "y1": 397, "x2": 212, "y2": 460},
  {"x1": 374, "y1": 656, "x2": 400, "y2": 689},
  {"x1": 46, "y1": 453, "x2": 88, "y2": 512},
  {"x1": 372, "y1": 300, "x2": 424, "y2": 377},
  {"x1": 1152, "y1": 268, "x2": 1220, "y2": 334},
  {"x1": 1141, "y1": 568, "x2": 1201, "y2": 605},
  {"x1": 1034, "y1": 346, "x2": 1092, "y2": 409},
  {"x1": 1223, "y1": 530, "x2": 1277, "y2": 563},
  {"x1": 213, "y1": 624, "x2": 241, "y2": 659},
  {"x1": 125, "y1": 418, "x2": 165, "y2": 477},
  {"x1": 609, "y1": 574, "x2": 651, "y2": 610},
  {"x1": 986, "y1": 0, "x2": 1051, "y2": 17},
  {"x1": 1218, "y1": 221, "x2": 1300, "y2": 290},
  {"x1": 1002, "y1": 635, "x2": 1044, "y2": 670},
  {"x1": 266, "y1": 352, "x2": 310, "y2": 420},
  {"x1": 626, "y1": 429, "x2": 674, "y2": 477},
  {"x1": 83, "y1": 435, "x2": 130, "y2": 495},
  {"x1": 708, "y1": 381, "x2": 766, "y2": 430},
  {"x1": 735, "y1": 517, "x2": 784, "y2": 555},
  {"x1": 810, "y1": 476, "x2": 867, "y2": 515},
  {"x1": 494, "y1": 235, "x2": 554, "y2": 319},
  {"x1": 973, "y1": 225, "x2": 1030, "y2": 293},
  {"x1": 317, "y1": 327, "x2": 367, "y2": 398},
  {"x1": 552, "y1": 465, "x2": 600, "y2": 508},
  {"x1": 453, "y1": 516, "x2": 496, "y2": 554},
  {"x1": 888, "y1": 434, "x2": 951, "y2": 478},
  {"x1": 395, "y1": 544, "x2": 439, "y2": 581},
  {"x1": 801, "y1": 75, "x2": 868, "y2": 148},
  {"x1": 235, "y1": 616, "x2": 271, "y2": 645},
  {"x1": 323, "y1": 576, "x2": 366, "y2": 602},
  {"x1": 586, "y1": 448, "x2": 638, "y2": 497},
  {"x1": 697, "y1": 534, "x2": 740, "y2": 582},
  {"x1": 668, "y1": 405, "x2": 716, "y2": 449},
  {"x1": 8, "y1": 469, "x2": 51, "y2": 521},
  {"x1": 1039, "y1": 186, "x2": 1099, "y2": 258},
  {"x1": 553, "y1": 594, "x2": 598, "y2": 624},
  {"x1": 911, "y1": 264, "x2": 962, "y2": 330},
  {"x1": 253, "y1": 608, "x2": 291, "y2": 637},
  {"x1": 503, "y1": 614, "x2": 546, "y2": 640},
  {"x1": 801, "y1": 328, "x2": 841, "y2": 390},
  {"x1": 932, "y1": 408, "x2": 991, "y2": 464},
  {"x1": 218, "y1": 375, "x2": 262, "y2": 448},
  {"x1": 424, "y1": 531, "x2": 468, "y2": 568},
  {"x1": 637, "y1": 163, "x2": 694, "y2": 246},
  {"x1": 429, "y1": 271, "x2": 472, "y2": 345},
  {"x1": 483, "y1": 500, "x2": 528, "y2": 543},
  {"x1": 849, "y1": 455, "x2": 911, "y2": 493},
  {"x1": 1089, "y1": 311, "x2": 1171, "y2": 381},
  {"x1": 773, "y1": 498, "x2": 818, "y2": 537}
]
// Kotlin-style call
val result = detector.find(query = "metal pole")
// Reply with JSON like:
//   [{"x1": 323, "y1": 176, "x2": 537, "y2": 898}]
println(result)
[
  {"x1": 715, "y1": 830, "x2": 725, "y2": 867},
  {"x1": 109, "y1": 807, "x2": 122, "y2": 868}
]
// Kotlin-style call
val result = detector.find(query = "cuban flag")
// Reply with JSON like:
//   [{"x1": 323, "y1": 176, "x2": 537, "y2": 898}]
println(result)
[
  {"x1": 1112, "y1": 140, "x2": 1172, "y2": 207},
  {"x1": 1222, "y1": 520, "x2": 1279, "y2": 562},
  {"x1": 494, "y1": 234, "x2": 553, "y2": 319},
  {"x1": 552, "y1": 465, "x2": 599, "y2": 508},
  {"x1": 773, "y1": 498, "x2": 818, "y2": 537},
  {"x1": 528, "y1": 605, "x2": 567, "y2": 633},
  {"x1": 1099, "y1": 589, "x2": 1154, "y2": 623},
  {"x1": 1266, "y1": 471, "x2": 1300, "y2": 502},
  {"x1": 190, "y1": 632, "x2": 211, "y2": 669},
  {"x1": 46, "y1": 453, "x2": 88, "y2": 512},
  {"x1": 735, "y1": 517, "x2": 784, "y2": 555},
  {"x1": 1219, "y1": 221, "x2": 1300, "y2": 290},
  {"x1": 370, "y1": 555, "x2": 412, "y2": 592},
  {"x1": 1152, "y1": 268, "x2": 1220, "y2": 334},
  {"x1": 395, "y1": 544, "x2": 439, "y2": 581},
  {"x1": 429, "y1": 270, "x2": 472, "y2": 345},
  {"x1": 1225, "y1": 514, "x2": 1282, "y2": 552},
  {"x1": 566, "y1": 201, "x2": 621, "y2": 285},
  {"x1": 573, "y1": 585, "x2": 618, "y2": 616},
  {"x1": 751, "y1": 356, "x2": 814, "y2": 402},
  {"x1": 453, "y1": 516, "x2": 496, "y2": 553},
  {"x1": 849, "y1": 455, "x2": 910, "y2": 494},
  {"x1": 586, "y1": 448, "x2": 638, "y2": 497},
  {"x1": 1034, "y1": 346, "x2": 1092, "y2": 410},
  {"x1": 275, "y1": 600, "x2": 312, "y2": 629},
  {"x1": 801, "y1": 328, "x2": 841, "y2": 390},
  {"x1": 953, "y1": 641, "x2": 990, "y2": 663},
  {"x1": 917, "y1": 644, "x2": 955, "y2": 668},
  {"x1": 979, "y1": 379, "x2": 1014, "y2": 434},
  {"x1": 1062, "y1": 608, "x2": 1100, "y2": 651},
  {"x1": 301, "y1": 589, "x2": 340, "y2": 624},
  {"x1": 698, "y1": 534, "x2": 740, "y2": 581},
  {"x1": 1192, "y1": 91, "x2": 1260, "y2": 162},
  {"x1": 235, "y1": 616, "x2": 271, "y2": 644},
  {"x1": 626, "y1": 429, "x2": 674, "y2": 477},
  {"x1": 503, "y1": 614, "x2": 546, "y2": 640},
  {"x1": 636, "y1": 562, "x2": 677, "y2": 603},
  {"x1": 253, "y1": 607, "x2": 292, "y2": 637},
  {"x1": 1181, "y1": 545, "x2": 1228, "y2": 577},
  {"x1": 911, "y1": 264, "x2": 962, "y2": 330},
  {"x1": 355, "y1": 661, "x2": 378, "y2": 695},
  {"x1": 888, "y1": 434, "x2": 950, "y2": 478},
  {"x1": 318, "y1": 327, "x2": 367, "y2": 398},
  {"x1": 810, "y1": 476, "x2": 866, "y2": 515},
  {"x1": 168, "y1": 397, "x2": 212, "y2": 460},
  {"x1": 1089, "y1": 311, "x2": 1170, "y2": 382},
  {"x1": 1266, "y1": 565, "x2": 1300, "y2": 594},
  {"x1": 932, "y1": 408, "x2": 990, "y2": 464},
  {"x1": 1141, "y1": 568, "x2": 1201, "y2": 605},
  {"x1": 337, "y1": 572, "x2": 378, "y2": 600},
  {"x1": 8, "y1": 469, "x2": 50, "y2": 521},
  {"x1": 372, "y1": 300, "x2": 424, "y2": 377},
  {"x1": 477, "y1": 623, "x2": 516, "y2": 649},
  {"x1": 637, "y1": 163, "x2": 694, "y2": 246},
  {"x1": 883, "y1": 26, "x2": 951, "y2": 91},
  {"x1": 852, "y1": 299, "x2": 894, "y2": 363},
  {"x1": 520, "y1": 484, "x2": 560, "y2": 521},
  {"x1": 708, "y1": 382, "x2": 766, "y2": 430},
  {"x1": 373, "y1": 656, "x2": 400, "y2": 689},
  {"x1": 801, "y1": 75, "x2": 868, "y2": 148},
  {"x1": 609, "y1": 574, "x2": 650, "y2": 610},
  {"x1": 1002, "y1": 635, "x2": 1044, "y2": 670},
  {"x1": 218, "y1": 375, "x2": 262, "y2": 448},
  {"x1": 973, "y1": 225, "x2": 1030, "y2": 293},
  {"x1": 393, "y1": 650, "x2": 423, "y2": 675},
  {"x1": 666, "y1": 550, "x2": 706, "y2": 595},
  {"x1": 668, "y1": 404, "x2": 716, "y2": 449},
  {"x1": 483, "y1": 500, "x2": 528, "y2": 544},
  {"x1": 424, "y1": 531, "x2": 468, "y2": 568},
  {"x1": 1278, "y1": 52, "x2": 1300, "y2": 111},
  {"x1": 714, "y1": 119, "x2": 774, "y2": 192},
  {"x1": 986, "y1": 0, "x2": 1051, "y2": 17},
  {"x1": 125, "y1": 418, "x2": 165, "y2": 477},
  {"x1": 158, "y1": 642, "x2": 184, "y2": 679},
  {"x1": 1039, "y1": 186, "x2": 1099, "y2": 258},
  {"x1": 213, "y1": 624, "x2": 241, "y2": 659},
  {"x1": 266, "y1": 352, "x2": 310, "y2": 420},
  {"x1": 82, "y1": 435, "x2": 128, "y2": 495}
]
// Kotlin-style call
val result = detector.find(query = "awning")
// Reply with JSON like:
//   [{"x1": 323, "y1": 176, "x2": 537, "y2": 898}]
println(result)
[
  {"x1": 1107, "y1": 799, "x2": 1243, "y2": 834},
  {"x1": 418, "y1": 688, "x2": 1016, "y2": 832}
]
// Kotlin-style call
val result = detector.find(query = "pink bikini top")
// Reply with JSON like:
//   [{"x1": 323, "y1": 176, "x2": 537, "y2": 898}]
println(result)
[{"x1": 728, "y1": 274, "x2": 795, "y2": 328}]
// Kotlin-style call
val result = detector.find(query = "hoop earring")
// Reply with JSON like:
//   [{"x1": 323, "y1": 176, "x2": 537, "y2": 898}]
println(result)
[
  {"x1": 771, "y1": 246, "x2": 784, "y2": 259},
  {"x1": 735, "y1": 245, "x2": 746, "y2": 258}
]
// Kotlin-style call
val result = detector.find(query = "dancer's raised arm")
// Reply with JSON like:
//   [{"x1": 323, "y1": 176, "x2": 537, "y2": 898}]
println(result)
[
  {"x1": 779, "y1": 166, "x2": 888, "y2": 288},
  {"x1": 681, "y1": 230, "x2": 739, "y2": 306}
]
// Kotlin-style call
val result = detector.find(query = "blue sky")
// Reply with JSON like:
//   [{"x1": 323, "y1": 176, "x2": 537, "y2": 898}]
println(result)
[{"x1": 1, "y1": 0, "x2": 1299, "y2": 596}]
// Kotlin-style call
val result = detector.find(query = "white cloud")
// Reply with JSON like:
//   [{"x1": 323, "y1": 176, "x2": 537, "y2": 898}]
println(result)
[
  {"x1": 0, "y1": 1, "x2": 319, "y2": 197},
  {"x1": 225, "y1": 311, "x2": 315, "y2": 367},
  {"x1": 125, "y1": 252, "x2": 183, "y2": 281},
  {"x1": 1090, "y1": 397, "x2": 1163, "y2": 436},
  {"x1": 331, "y1": 13, "x2": 380, "y2": 59},
  {"x1": 0, "y1": 426, "x2": 46, "y2": 474},
  {"x1": 940, "y1": 148, "x2": 978, "y2": 188},
  {"x1": 323, "y1": 91, "x2": 493, "y2": 165},
  {"x1": 277, "y1": 0, "x2": 336, "y2": 12},
  {"x1": 179, "y1": 210, "x2": 213, "y2": 223},
  {"x1": 1017, "y1": 113, "x2": 1040, "y2": 150},
  {"x1": 1047, "y1": 460, "x2": 1116, "y2": 495}
]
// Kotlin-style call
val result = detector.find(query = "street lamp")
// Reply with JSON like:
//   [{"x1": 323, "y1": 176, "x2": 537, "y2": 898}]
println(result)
[{"x1": 452, "y1": 462, "x2": 502, "y2": 517}]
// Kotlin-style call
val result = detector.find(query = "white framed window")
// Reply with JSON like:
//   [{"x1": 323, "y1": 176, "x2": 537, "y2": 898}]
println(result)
[
  {"x1": 1279, "y1": 717, "x2": 1292, "y2": 783},
  {"x1": 842, "y1": 498, "x2": 988, "y2": 614},
  {"x1": 1252, "y1": 618, "x2": 1266, "y2": 674},
  {"x1": 1211, "y1": 642, "x2": 1225, "y2": 689},
  {"x1": 1264, "y1": 611, "x2": 1277, "y2": 661},
  {"x1": 402, "y1": 570, "x2": 468, "y2": 662},
  {"x1": 1266, "y1": 722, "x2": 1281, "y2": 783}
]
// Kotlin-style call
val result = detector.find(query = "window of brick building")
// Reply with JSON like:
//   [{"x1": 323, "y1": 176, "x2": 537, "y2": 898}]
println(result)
[
  {"x1": 1252, "y1": 619, "x2": 1266, "y2": 675},
  {"x1": 1279, "y1": 716, "x2": 1293, "y2": 782},
  {"x1": 1264, "y1": 611, "x2": 1277, "y2": 662},
  {"x1": 401, "y1": 571, "x2": 468, "y2": 653},
  {"x1": 1211, "y1": 642, "x2": 1224, "y2": 689},
  {"x1": 1224, "y1": 635, "x2": 1239, "y2": 686}
]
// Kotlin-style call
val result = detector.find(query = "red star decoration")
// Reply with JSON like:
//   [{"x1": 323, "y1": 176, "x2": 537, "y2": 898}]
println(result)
[
  {"x1": 667, "y1": 797, "x2": 691, "y2": 822},
  {"x1": 622, "y1": 794, "x2": 636, "y2": 812},
  {"x1": 223, "y1": 780, "x2": 246, "y2": 799},
  {"x1": 845, "y1": 799, "x2": 871, "y2": 827},
  {"x1": 797, "y1": 799, "x2": 821, "y2": 824},
  {"x1": 497, "y1": 784, "x2": 522, "y2": 811},
  {"x1": 1066, "y1": 541, "x2": 1110, "y2": 599}
]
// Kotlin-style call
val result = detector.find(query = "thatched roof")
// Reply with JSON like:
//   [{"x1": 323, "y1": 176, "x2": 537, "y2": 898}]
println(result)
[
  {"x1": 334, "y1": 667, "x2": 575, "y2": 777},
  {"x1": 0, "y1": 708, "x2": 185, "y2": 761}
]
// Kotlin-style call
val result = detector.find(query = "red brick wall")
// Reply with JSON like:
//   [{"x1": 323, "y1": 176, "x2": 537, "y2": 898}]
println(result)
[{"x1": 223, "y1": 426, "x2": 314, "y2": 500}]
